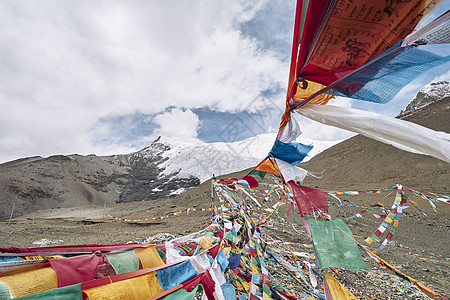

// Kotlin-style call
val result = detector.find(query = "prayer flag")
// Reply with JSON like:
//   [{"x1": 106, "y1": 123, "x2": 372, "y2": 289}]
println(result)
[
  {"x1": 297, "y1": 104, "x2": 450, "y2": 163},
  {"x1": 160, "y1": 284, "x2": 203, "y2": 300},
  {"x1": 269, "y1": 139, "x2": 312, "y2": 165},
  {"x1": 156, "y1": 260, "x2": 197, "y2": 290},
  {"x1": 49, "y1": 253, "x2": 103, "y2": 287},
  {"x1": 306, "y1": 219, "x2": 366, "y2": 271},
  {"x1": 105, "y1": 251, "x2": 140, "y2": 275},
  {"x1": 298, "y1": 0, "x2": 438, "y2": 86},
  {"x1": 0, "y1": 267, "x2": 58, "y2": 298},
  {"x1": 83, "y1": 272, "x2": 163, "y2": 300},
  {"x1": 288, "y1": 181, "x2": 328, "y2": 215},
  {"x1": 326, "y1": 43, "x2": 450, "y2": 103},
  {"x1": 241, "y1": 176, "x2": 258, "y2": 188},
  {"x1": 323, "y1": 274, "x2": 358, "y2": 300},
  {"x1": 249, "y1": 157, "x2": 280, "y2": 180},
  {"x1": 276, "y1": 158, "x2": 313, "y2": 183},
  {"x1": 134, "y1": 245, "x2": 165, "y2": 269},
  {"x1": 228, "y1": 254, "x2": 242, "y2": 270},
  {"x1": 14, "y1": 283, "x2": 82, "y2": 300}
]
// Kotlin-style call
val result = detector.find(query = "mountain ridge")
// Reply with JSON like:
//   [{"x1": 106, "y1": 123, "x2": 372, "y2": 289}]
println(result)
[{"x1": 0, "y1": 130, "x2": 340, "y2": 219}]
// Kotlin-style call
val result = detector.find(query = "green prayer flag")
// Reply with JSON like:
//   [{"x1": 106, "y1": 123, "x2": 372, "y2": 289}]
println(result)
[
  {"x1": 263, "y1": 283, "x2": 272, "y2": 297},
  {"x1": 306, "y1": 219, "x2": 366, "y2": 271},
  {"x1": 249, "y1": 170, "x2": 267, "y2": 180},
  {"x1": 224, "y1": 231, "x2": 235, "y2": 242},
  {"x1": 161, "y1": 284, "x2": 203, "y2": 300},
  {"x1": 105, "y1": 250, "x2": 140, "y2": 275},
  {"x1": 157, "y1": 248, "x2": 166, "y2": 260},
  {"x1": 14, "y1": 283, "x2": 82, "y2": 300},
  {"x1": 0, "y1": 282, "x2": 12, "y2": 300}
]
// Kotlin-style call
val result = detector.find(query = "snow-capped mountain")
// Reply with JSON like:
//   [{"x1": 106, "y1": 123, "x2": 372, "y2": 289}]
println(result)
[
  {"x1": 398, "y1": 81, "x2": 450, "y2": 118},
  {"x1": 0, "y1": 133, "x2": 342, "y2": 219},
  {"x1": 138, "y1": 134, "x2": 343, "y2": 183}
]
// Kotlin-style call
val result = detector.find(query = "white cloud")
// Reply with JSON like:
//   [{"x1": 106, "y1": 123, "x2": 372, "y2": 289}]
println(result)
[
  {"x1": 0, "y1": 1, "x2": 289, "y2": 162},
  {"x1": 154, "y1": 108, "x2": 200, "y2": 138},
  {"x1": 433, "y1": 67, "x2": 450, "y2": 82}
]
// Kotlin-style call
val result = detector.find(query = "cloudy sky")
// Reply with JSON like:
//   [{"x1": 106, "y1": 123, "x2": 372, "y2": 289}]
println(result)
[{"x1": 0, "y1": 0, "x2": 449, "y2": 163}]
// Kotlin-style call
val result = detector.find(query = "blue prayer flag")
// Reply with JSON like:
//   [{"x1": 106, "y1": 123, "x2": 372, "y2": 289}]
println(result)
[
  {"x1": 327, "y1": 43, "x2": 450, "y2": 103},
  {"x1": 268, "y1": 139, "x2": 312, "y2": 165}
]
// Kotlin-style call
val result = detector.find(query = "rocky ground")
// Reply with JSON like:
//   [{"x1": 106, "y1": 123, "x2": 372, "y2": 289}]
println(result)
[{"x1": 0, "y1": 177, "x2": 448, "y2": 299}]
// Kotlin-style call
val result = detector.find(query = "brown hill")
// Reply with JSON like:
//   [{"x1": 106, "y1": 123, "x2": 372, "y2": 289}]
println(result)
[{"x1": 0, "y1": 142, "x2": 200, "y2": 220}]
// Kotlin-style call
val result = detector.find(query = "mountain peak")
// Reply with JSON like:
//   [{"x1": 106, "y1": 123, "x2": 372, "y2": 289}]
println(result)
[{"x1": 398, "y1": 81, "x2": 450, "y2": 118}]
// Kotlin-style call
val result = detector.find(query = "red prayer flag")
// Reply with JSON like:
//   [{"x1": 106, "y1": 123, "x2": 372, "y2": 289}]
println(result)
[
  {"x1": 201, "y1": 270, "x2": 217, "y2": 300},
  {"x1": 182, "y1": 274, "x2": 203, "y2": 292},
  {"x1": 286, "y1": 203, "x2": 294, "y2": 217},
  {"x1": 49, "y1": 252, "x2": 103, "y2": 287},
  {"x1": 242, "y1": 175, "x2": 259, "y2": 188},
  {"x1": 288, "y1": 181, "x2": 328, "y2": 216}
]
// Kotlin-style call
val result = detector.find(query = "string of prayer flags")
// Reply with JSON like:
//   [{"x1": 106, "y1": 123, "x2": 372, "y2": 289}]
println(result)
[
  {"x1": 327, "y1": 188, "x2": 392, "y2": 195},
  {"x1": 0, "y1": 178, "x2": 447, "y2": 299},
  {"x1": 364, "y1": 185, "x2": 407, "y2": 253},
  {"x1": 374, "y1": 189, "x2": 407, "y2": 253},
  {"x1": 344, "y1": 206, "x2": 387, "y2": 221},
  {"x1": 105, "y1": 207, "x2": 212, "y2": 223},
  {"x1": 306, "y1": 219, "x2": 366, "y2": 271},
  {"x1": 359, "y1": 244, "x2": 447, "y2": 299}
]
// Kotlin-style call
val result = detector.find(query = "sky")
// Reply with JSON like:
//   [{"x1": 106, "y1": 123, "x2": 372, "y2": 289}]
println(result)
[{"x1": 0, "y1": 0, "x2": 449, "y2": 163}]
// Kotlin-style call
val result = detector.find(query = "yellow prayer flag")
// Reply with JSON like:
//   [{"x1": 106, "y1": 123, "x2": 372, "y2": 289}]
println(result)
[
  {"x1": 134, "y1": 245, "x2": 164, "y2": 269},
  {"x1": 252, "y1": 265, "x2": 260, "y2": 275},
  {"x1": 324, "y1": 274, "x2": 358, "y2": 300},
  {"x1": 199, "y1": 236, "x2": 213, "y2": 249},
  {"x1": 223, "y1": 247, "x2": 232, "y2": 256},
  {"x1": 293, "y1": 80, "x2": 334, "y2": 105},
  {"x1": 84, "y1": 272, "x2": 164, "y2": 300},
  {"x1": 0, "y1": 267, "x2": 58, "y2": 298}
]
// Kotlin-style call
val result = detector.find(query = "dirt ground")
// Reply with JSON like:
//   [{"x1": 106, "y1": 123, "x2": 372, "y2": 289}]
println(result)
[{"x1": 0, "y1": 178, "x2": 448, "y2": 299}]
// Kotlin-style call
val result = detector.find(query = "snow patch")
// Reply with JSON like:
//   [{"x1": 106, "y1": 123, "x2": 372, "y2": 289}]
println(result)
[
  {"x1": 156, "y1": 133, "x2": 346, "y2": 183},
  {"x1": 170, "y1": 188, "x2": 186, "y2": 196}
]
